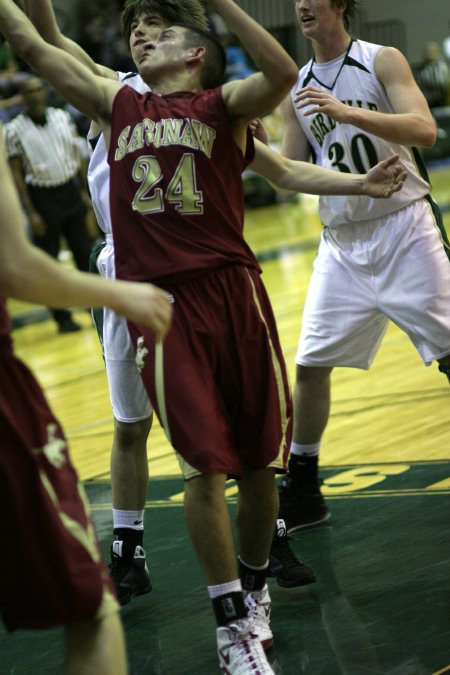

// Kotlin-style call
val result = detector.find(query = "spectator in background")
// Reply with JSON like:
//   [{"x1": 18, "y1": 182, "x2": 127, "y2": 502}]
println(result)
[
  {"x1": 78, "y1": 3, "x2": 135, "y2": 73},
  {"x1": 414, "y1": 41, "x2": 450, "y2": 110},
  {"x1": 5, "y1": 76, "x2": 93, "y2": 334},
  {"x1": 444, "y1": 37, "x2": 450, "y2": 62},
  {"x1": 0, "y1": 35, "x2": 18, "y2": 78},
  {"x1": 0, "y1": 84, "x2": 23, "y2": 123},
  {"x1": 222, "y1": 33, "x2": 256, "y2": 83},
  {"x1": 207, "y1": 0, "x2": 255, "y2": 83},
  {"x1": 0, "y1": 37, "x2": 28, "y2": 122}
]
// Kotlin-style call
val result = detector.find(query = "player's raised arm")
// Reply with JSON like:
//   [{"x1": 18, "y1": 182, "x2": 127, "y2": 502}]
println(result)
[
  {"x1": 211, "y1": 0, "x2": 298, "y2": 122},
  {"x1": 0, "y1": 129, "x2": 172, "y2": 341},
  {"x1": 0, "y1": 0, "x2": 121, "y2": 125},
  {"x1": 21, "y1": 0, "x2": 114, "y2": 77}
]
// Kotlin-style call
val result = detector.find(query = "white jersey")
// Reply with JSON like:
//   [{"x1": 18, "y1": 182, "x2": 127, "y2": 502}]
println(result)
[
  {"x1": 292, "y1": 39, "x2": 430, "y2": 227},
  {"x1": 87, "y1": 72, "x2": 153, "y2": 422},
  {"x1": 87, "y1": 72, "x2": 150, "y2": 236}
]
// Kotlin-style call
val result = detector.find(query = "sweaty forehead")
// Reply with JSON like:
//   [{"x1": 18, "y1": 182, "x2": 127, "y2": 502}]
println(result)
[{"x1": 160, "y1": 25, "x2": 186, "y2": 37}]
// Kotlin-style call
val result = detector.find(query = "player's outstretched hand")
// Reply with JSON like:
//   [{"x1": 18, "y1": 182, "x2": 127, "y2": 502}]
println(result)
[
  {"x1": 362, "y1": 154, "x2": 407, "y2": 198},
  {"x1": 114, "y1": 282, "x2": 173, "y2": 341}
]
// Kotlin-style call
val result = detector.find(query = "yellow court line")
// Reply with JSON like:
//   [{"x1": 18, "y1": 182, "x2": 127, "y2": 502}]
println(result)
[
  {"x1": 88, "y1": 488, "x2": 450, "y2": 510},
  {"x1": 432, "y1": 666, "x2": 450, "y2": 675},
  {"x1": 321, "y1": 490, "x2": 450, "y2": 498}
]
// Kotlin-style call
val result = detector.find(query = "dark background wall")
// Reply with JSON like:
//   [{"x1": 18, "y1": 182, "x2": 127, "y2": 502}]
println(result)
[
  {"x1": 234, "y1": 0, "x2": 450, "y2": 67},
  {"x1": 53, "y1": 0, "x2": 450, "y2": 67}
]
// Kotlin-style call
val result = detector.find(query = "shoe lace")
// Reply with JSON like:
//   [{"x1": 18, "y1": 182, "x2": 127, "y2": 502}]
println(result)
[
  {"x1": 108, "y1": 551, "x2": 130, "y2": 578},
  {"x1": 232, "y1": 635, "x2": 270, "y2": 673},
  {"x1": 245, "y1": 589, "x2": 268, "y2": 616},
  {"x1": 271, "y1": 536, "x2": 304, "y2": 569},
  {"x1": 219, "y1": 619, "x2": 272, "y2": 673}
]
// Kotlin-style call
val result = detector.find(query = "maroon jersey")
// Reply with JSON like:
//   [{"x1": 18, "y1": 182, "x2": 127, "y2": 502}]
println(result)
[
  {"x1": 0, "y1": 298, "x2": 116, "y2": 630},
  {"x1": 108, "y1": 86, "x2": 259, "y2": 284}
]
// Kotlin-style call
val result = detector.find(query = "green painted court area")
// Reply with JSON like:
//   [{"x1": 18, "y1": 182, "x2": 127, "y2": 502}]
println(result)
[{"x1": 1, "y1": 462, "x2": 449, "y2": 674}]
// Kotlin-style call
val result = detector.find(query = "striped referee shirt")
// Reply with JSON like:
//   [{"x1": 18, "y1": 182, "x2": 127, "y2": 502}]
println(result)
[
  {"x1": 415, "y1": 60, "x2": 450, "y2": 108},
  {"x1": 5, "y1": 107, "x2": 83, "y2": 188}
]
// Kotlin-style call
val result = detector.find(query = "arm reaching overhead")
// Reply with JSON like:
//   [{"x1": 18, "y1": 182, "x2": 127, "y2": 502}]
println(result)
[
  {"x1": 251, "y1": 140, "x2": 407, "y2": 198},
  {"x1": 0, "y1": 0, "x2": 121, "y2": 127},
  {"x1": 0, "y1": 128, "x2": 172, "y2": 341},
  {"x1": 210, "y1": 0, "x2": 298, "y2": 122},
  {"x1": 21, "y1": 0, "x2": 115, "y2": 78}
]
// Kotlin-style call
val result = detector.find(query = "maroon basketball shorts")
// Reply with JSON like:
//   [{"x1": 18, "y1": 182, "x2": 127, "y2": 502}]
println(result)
[
  {"x1": 128, "y1": 265, "x2": 293, "y2": 477},
  {"x1": 0, "y1": 349, "x2": 117, "y2": 631}
]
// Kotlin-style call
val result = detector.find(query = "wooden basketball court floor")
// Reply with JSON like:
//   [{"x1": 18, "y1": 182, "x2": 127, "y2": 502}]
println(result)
[{"x1": 2, "y1": 162, "x2": 450, "y2": 674}]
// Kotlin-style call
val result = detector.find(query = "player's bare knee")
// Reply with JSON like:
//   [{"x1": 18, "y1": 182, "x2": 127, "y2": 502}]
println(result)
[
  {"x1": 113, "y1": 416, "x2": 152, "y2": 448},
  {"x1": 296, "y1": 365, "x2": 332, "y2": 386}
]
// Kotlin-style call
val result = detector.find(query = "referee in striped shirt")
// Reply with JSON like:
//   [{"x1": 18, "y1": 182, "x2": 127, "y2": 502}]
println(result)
[
  {"x1": 5, "y1": 76, "x2": 92, "y2": 333},
  {"x1": 414, "y1": 41, "x2": 450, "y2": 110}
]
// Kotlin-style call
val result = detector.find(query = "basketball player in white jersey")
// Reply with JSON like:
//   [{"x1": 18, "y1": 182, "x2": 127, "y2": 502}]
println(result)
[
  {"x1": 277, "y1": 0, "x2": 450, "y2": 533},
  {"x1": 21, "y1": 0, "x2": 320, "y2": 600}
]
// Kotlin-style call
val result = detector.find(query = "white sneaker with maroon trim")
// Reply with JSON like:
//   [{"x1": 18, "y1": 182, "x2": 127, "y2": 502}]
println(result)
[
  {"x1": 217, "y1": 617, "x2": 274, "y2": 674},
  {"x1": 244, "y1": 584, "x2": 273, "y2": 650}
]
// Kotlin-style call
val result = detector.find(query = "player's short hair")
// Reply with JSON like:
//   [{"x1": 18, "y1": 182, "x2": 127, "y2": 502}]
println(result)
[
  {"x1": 121, "y1": 0, "x2": 208, "y2": 48},
  {"x1": 182, "y1": 27, "x2": 226, "y2": 90},
  {"x1": 331, "y1": 0, "x2": 359, "y2": 30}
]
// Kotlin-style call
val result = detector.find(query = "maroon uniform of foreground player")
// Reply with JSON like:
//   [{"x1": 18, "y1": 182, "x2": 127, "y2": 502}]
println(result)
[
  {"x1": 110, "y1": 86, "x2": 292, "y2": 477},
  {"x1": 0, "y1": 298, "x2": 116, "y2": 632},
  {"x1": 0, "y1": 112, "x2": 171, "y2": 673}
]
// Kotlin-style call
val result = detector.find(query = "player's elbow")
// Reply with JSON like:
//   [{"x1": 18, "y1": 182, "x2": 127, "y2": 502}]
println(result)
[
  {"x1": 421, "y1": 124, "x2": 437, "y2": 148},
  {"x1": 280, "y1": 62, "x2": 299, "y2": 93},
  {"x1": 413, "y1": 115, "x2": 438, "y2": 148},
  {"x1": 0, "y1": 261, "x2": 22, "y2": 297}
]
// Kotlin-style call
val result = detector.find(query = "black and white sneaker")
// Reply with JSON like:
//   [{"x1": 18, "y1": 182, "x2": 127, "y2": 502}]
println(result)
[
  {"x1": 268, "y1": 519, "x2": 316, "y2": 588},
  {"x1": 278, "y1": 476, "x2": 330, "y2": 532},
  {"x1": 278, "y1": 456, "x2": 331, "y2": 532},
  {"x1": 108, "y1": 540, "x2": 152, "y2": 606}
]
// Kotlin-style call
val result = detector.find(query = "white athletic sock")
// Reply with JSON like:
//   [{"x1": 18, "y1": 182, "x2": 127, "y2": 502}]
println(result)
[
  {"x1": 290, "y1": 442, "x2": 321, "y2": 457},
  {"x1": 208, "y1": 579, "x2": 242, "y2": 599},
  {"x1": 112, "y1": 509, "x2": 145, "y2": 530}
]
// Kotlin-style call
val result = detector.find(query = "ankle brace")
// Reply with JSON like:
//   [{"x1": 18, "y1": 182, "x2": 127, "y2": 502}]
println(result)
[
  {"x1": 238, "y1": 559, "x2": 268, "y2": 591},
  {"x1": 212, "y1": 592, "x2": 247, "y2": 626}
]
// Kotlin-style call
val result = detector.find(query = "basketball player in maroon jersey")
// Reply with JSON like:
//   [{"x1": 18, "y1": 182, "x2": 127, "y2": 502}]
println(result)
[
  {"x1": 0, "y1": 128, "x2": 171, "y2": 673},
  {"x1": 0, "y1": 3, "x2": 297, "y2": 669}
]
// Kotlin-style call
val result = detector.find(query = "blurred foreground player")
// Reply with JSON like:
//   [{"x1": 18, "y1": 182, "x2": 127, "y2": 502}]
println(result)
[{"x1": 0, "y1": 126, "x2": 172, "y2": 675}]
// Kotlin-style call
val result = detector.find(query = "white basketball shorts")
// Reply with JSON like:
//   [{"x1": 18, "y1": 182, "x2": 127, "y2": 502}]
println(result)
[
  {"x1": 296, "y1": 198, "x2": 450, "y2": 369},
  {"x1": 96, "y1": 239, "x2": 152, "y2": 422}
]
